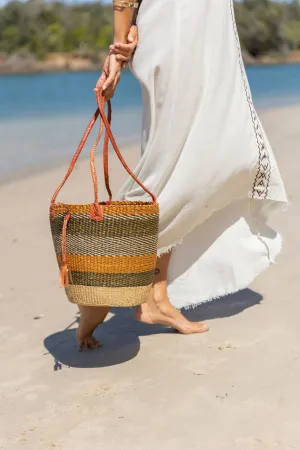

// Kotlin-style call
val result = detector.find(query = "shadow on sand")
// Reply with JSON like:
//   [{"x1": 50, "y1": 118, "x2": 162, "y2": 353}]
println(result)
[{"x1": 44, "y1": 288, "x2": 262, "y2": 370}]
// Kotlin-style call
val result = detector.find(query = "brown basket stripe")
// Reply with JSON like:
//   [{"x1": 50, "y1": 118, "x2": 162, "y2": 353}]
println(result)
[
  {"x1": 66, "y1": 284, "x2": 151, "y2": 307},
  {"x1": 51, "y1": 212, "x2": 159, "y2": 239},
  {"x1": 70, "y1": 270, "x2": 154, "y2": 287},
  {"x1": 57, "y1": 253, "x2": 157, "y2": 274},
  {"x1": 53, "y1": 202, "x2": 159, "y2": 216},
  {"x1": 52, "y1": 233, "x2": 158, "y2": 257}
]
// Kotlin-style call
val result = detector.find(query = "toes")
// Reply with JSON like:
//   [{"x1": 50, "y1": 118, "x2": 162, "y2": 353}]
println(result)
[
  {"x1": 77, "y1": 335, "x2": 85, "y2": 350},
  {"x1": 89, "y1": 337, "x2": 101, "y2": 349},
  {"x1": 83, "y1": 337, "x2": 89, "y2": 351},
  {"x1": 79, "y1": 336, "x2": 101, "y2": 351},
  {"x1": 197, "y1": 322, "x2": 209, "y2": 333}
]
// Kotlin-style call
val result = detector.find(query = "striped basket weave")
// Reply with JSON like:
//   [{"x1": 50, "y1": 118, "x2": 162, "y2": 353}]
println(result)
[{"x1": 49, "y1": 91, "x2": 159, "y2": 307}]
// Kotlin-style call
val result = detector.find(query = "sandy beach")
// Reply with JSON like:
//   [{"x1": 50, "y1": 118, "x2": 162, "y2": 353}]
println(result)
[{"x1": 0, "y1": 105, "x2": 299, "y2": 449}]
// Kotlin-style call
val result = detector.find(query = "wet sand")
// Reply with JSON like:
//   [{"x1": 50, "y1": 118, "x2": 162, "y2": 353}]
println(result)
[{"x1": 0, "y1": 105, "x2": 299, "y2": 449}]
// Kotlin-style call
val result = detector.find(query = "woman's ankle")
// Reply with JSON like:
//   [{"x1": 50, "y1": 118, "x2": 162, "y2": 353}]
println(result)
[{"x1": 151, "y1": 284, "x2": 173, "y2": 310}]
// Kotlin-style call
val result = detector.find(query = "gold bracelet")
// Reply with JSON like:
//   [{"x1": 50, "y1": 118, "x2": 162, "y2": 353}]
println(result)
[{"x1": 113, "y1": 1, "x2": 139, "y2": 8}]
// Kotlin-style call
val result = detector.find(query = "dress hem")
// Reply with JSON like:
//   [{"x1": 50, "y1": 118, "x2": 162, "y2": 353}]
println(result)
[
  {"x1": 159, "y1": 197, "x2": 287, "y2": 310},
  {"x1": 175, "y1": 237, "x2": 281, "y2": 310}
]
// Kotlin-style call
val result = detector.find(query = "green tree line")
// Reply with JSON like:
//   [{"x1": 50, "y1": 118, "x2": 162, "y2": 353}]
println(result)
[
  {"x1": 0, "y1": 0, "x2": 114, "y2": 59},
  {"x1": 235, "y1": 0, "x2": 300, "y2": 57},
  {"x1": 0, "y1": 0, "x2": 300, "y2": 60}
]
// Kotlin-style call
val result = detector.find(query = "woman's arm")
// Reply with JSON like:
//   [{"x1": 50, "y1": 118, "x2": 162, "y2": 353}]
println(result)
[
  {"x1": 113, "y1": 2, "x2": 137, "y2": 45},
  {"x1": 99, "y1": 2, "x2": 139, "y2": 100},
  {"x1": 111, "y1": 25, "x2": 138, "y2": 63}
]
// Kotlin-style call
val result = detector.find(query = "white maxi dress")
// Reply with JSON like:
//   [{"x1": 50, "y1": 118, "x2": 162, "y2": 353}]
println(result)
[{"x1": 119, "y1": 0, "x2": 288, "y2": 309}]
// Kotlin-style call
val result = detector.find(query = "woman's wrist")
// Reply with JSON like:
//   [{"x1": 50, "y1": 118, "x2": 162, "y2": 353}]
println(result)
[
  {"x1": 113, "y1": 35, "x2": 127, "y2": 45},
  {"x1": 113, "y1": 2, "x2": 136, "y2": 45}
]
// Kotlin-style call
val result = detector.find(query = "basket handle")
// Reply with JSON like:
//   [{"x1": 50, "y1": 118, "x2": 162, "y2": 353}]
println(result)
[
  {"x1": 103, "y1": 99, "x2": 113, "y2": 202},
  {"x1": 50, "y1": 106, "x2": 100, "y2": 214},
  {"x1": 94, "y1": 89, "x2": 157, "y2": 204},
  {"x1": 50, "y1": 90, "x2": 157, "y2": 220}
]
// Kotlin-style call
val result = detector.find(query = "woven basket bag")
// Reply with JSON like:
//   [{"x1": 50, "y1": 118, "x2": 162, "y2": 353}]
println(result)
[{"x1": 49, "y1": 90, "x2": 159, "y2": 307}]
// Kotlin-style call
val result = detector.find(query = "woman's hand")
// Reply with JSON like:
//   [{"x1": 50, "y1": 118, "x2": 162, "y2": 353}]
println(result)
[
  {"x1": 95, "y1": 25, "x2": 138, "y2": 100},
  {"x1": 95, "y1": 54, "x2": 122, "y2": 100},
  {"x1": 101, "y1": 53, "x2": 122, "y2": 101},
  {"x1": 110, "y1": 24, "x2": 138, "y2": 63}
]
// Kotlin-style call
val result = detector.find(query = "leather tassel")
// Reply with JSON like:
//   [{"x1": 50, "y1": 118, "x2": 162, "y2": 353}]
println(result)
[{"x1": 60, "y1": 264, "x2": 69, "y2": 288}]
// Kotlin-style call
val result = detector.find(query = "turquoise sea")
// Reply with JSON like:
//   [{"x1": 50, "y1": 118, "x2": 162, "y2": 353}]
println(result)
[{"x1": 0, "y1": 64, "x2": 300, "y2": 180}]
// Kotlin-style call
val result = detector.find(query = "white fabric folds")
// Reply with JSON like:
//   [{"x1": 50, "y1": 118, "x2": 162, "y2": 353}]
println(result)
[{"x1": 119, "y1": 0, "x2": 287, "y2": 309}]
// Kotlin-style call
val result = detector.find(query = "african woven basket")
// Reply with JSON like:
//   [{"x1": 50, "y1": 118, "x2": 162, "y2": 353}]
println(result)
[{"x1": 49, "y1": 91, "x2": 159, "y2": 307}]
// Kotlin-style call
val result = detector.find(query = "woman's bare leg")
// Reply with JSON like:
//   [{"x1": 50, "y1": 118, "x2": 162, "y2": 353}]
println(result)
[
  {"x1": 77, "y1": 306, "x2": 110, "y2": 349},
  {"x1": 76, "y1": 252, "x2": 207, "y2": 348},
  {"x1": 135, "y1": 252, "x2": 209, "y2": 334}
]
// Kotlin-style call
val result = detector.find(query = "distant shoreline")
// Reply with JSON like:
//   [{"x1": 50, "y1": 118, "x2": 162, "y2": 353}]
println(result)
[
  {"x1": 1, "y1": 50, "x2": 300, "y2": 76},
  {"x1": 0, "y1": 52, "x2": 105, "y2": 76}
]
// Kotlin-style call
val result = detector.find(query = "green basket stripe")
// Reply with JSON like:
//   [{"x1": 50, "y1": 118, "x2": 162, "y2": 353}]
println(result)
[
  {"x1": 50, "y1": 213, "x2": 159, "y2": 239},
  {"x1": 69, "y1": 270, "x2": 154, "y2": 287},
  {"x1": 52, "y1": 233, "x2": 158, "y2": 257}
]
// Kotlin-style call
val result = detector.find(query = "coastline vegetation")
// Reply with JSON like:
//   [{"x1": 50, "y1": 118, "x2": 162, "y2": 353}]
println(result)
[{"x1": 1, "y1": 0, "x2": 300, "y2": 73}]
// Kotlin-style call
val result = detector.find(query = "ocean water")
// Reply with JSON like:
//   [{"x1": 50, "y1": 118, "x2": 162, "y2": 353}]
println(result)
[{"x1": 0, "y1": 64, "x2": 300, "y2": 180}]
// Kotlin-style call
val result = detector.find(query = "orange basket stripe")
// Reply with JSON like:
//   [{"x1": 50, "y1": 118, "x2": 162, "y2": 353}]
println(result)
[
  {"x1": 52, "y1": 203, "x2": 159, "y2": 216},
  {"x1": 57, "y1": 253, "x2": 157, "y2": 274}
]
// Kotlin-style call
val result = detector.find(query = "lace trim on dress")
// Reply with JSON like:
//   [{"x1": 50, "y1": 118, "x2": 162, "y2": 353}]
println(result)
[{"x1": 229, "y1": 0, "x2": 271, "y2": 200}]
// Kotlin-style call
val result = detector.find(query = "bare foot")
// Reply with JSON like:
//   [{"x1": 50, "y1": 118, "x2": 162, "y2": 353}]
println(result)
[
  {"x1": 77, "y1": 334, "x2": 101, "y2": 351},
  {"x1": 77, "y1": 305, "x2": 110, "y2": 350},
  {"x1": 135, "y1": 286, "x2": 209, "y2": 334}
]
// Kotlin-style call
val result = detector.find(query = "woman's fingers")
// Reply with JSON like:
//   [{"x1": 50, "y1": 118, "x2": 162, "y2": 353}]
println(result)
[
  {"x1": 101, "y1": 55, "x2": 122, "y2": 100},
  {"x1": 96, "y1": 71, "x2": 107, "y2": 90},
  {"x1": 109, "y1": 37, "x2": 137, "y2": 59},
  {"x1": 104, "y1": 85, "x2": 114, "y2": 101},
  {"x1": 109, "y1": 45, "x2": 129, "y2": 59},
  {"x1": 104, "y1": 75, "x2": 118, "y2": 100},
  {"x1": 95, "y1": 56, "x2": 109, "y2": 91},
  {"x1": 109, "y1": 25, "x2": 138, "y2": 63},
  {"x1": 109, "y1": 44, "x2": 131, "y2": 59},
  {"x1": 102, "y1": 67, "x2": 117, "y2": 92},
  {"x1": 128, "y1": 25, "x2": 138, "y2": 44},
  {"x1": 109, "y1": 47, "x2": 132, "y2": 62},
  {"x1": 104, "y1": 71, "x2": 121, "y2": 100},
  {"x1": 115, "y1": 54, "x2": 130, "y2": 63},
  {"x1": 114, "y1": 42, "x2": 136, "y2": 56},
  {"x1": 103, "y1": 69, "x2": 118, "y2": 100},
  {"x1": 113, "y1": 72, "x2": 121, "y2": 91}
]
